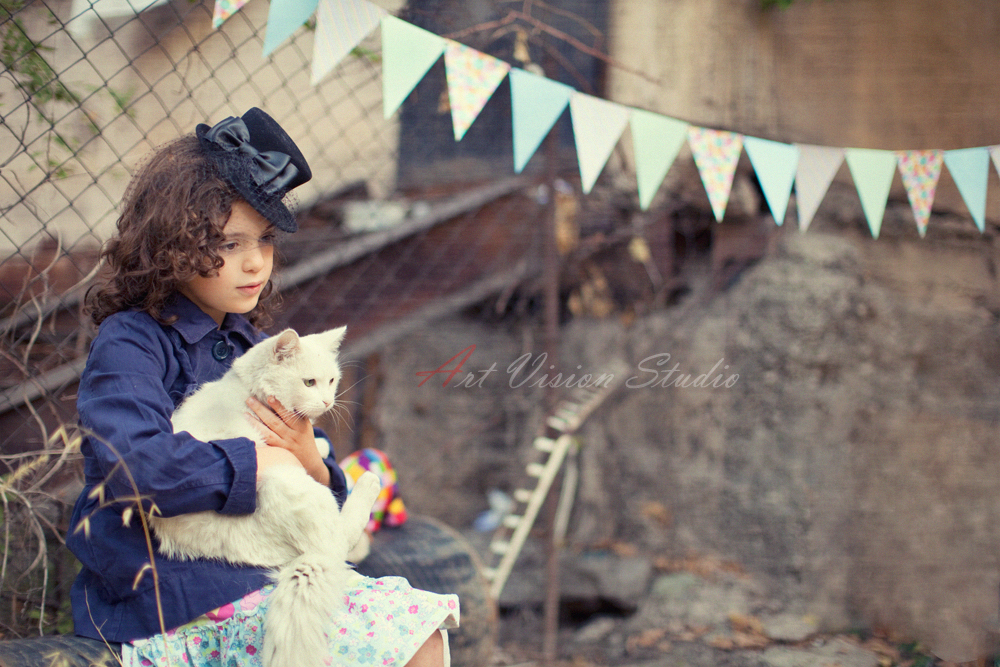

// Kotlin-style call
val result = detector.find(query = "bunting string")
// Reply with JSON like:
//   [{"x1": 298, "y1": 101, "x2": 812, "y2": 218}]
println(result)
[{"x1": 207, "y1": 0, "x2": 998, "y2": 238}]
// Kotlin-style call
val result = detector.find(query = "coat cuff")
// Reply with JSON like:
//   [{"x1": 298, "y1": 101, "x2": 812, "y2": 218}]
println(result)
[
  {"x1": 325, "y1": 456, "x2": 348, "y2": 506},
  {"x1": 216, "y1": 438, "x2": 257, "y2": 515}
]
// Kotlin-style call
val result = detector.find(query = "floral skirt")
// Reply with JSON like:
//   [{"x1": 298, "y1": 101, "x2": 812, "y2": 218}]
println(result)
[{"x1": 123, "y1": 574, "x2": 460, "y2": 667}]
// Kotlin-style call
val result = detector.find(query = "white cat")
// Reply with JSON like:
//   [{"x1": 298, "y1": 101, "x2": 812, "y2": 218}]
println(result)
[{"x1": 149, "y1": 326, "x2": 381, "y2": 667}]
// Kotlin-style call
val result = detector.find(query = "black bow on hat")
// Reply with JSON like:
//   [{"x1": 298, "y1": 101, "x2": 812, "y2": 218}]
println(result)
[{"x1": 196, "y1": 107, "x2": 312, "y2": 232}]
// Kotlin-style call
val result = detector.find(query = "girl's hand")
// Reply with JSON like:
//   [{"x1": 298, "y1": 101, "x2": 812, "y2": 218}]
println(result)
[{"x1": 247, "y1": 396, "x2": 331, "y2": 486}]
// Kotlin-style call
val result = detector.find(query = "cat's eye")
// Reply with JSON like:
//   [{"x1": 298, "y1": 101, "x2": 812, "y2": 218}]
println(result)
[{"x1": 303, "y1": 379, "x2": 316, "y2": 387}]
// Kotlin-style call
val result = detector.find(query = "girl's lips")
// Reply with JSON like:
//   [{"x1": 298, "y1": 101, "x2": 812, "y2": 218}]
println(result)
[{"x1": 237, "y1": 283, "x2": 263, "y2": 295}]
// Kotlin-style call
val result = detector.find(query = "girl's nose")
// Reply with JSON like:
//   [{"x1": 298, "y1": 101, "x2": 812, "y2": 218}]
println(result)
[{"x1": 242, "y1": 245, "x2": 269, "y2": 272}]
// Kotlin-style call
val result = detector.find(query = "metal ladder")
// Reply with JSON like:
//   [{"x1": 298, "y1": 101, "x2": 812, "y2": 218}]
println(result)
[{"x1": 482, "y1": 359, "x2": 630, "y2": 599}]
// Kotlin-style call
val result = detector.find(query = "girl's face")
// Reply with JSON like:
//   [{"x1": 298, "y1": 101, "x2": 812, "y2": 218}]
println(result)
[{"x1": 180, "y1": 201, "x2": 276, "y2": 326}]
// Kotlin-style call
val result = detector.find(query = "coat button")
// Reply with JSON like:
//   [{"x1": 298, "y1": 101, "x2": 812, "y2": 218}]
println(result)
[{"x1": 212, "y1": 340, "x2": 231, "y2": 361}]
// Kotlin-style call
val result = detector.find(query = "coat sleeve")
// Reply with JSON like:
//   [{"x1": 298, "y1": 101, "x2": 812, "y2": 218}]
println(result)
[
  {"x1": 78, "y1": 315, "x2": 257, "y2": 517},
  {"x1": 314, "y1": 427, "x2": 349, "y2": 506}
]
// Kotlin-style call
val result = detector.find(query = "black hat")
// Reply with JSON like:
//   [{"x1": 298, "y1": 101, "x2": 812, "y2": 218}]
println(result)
[{"x1": 195, "y1": 107, "x2": 312, "y2": 232}]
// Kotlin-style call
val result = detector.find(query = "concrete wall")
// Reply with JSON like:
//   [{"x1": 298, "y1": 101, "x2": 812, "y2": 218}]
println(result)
[{"x1": 605, "y1": 0, "x2": 1000, "y2": 221}]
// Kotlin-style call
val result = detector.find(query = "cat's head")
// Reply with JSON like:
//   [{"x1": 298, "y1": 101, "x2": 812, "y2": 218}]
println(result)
[{"x1": 239, "y1": 326, "x2": 347, "y2": 421}]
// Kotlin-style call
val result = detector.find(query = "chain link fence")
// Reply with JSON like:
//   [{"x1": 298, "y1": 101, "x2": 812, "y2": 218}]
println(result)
[{"x1": 0, "y1": 0, "x2": 631, "y2": 636}]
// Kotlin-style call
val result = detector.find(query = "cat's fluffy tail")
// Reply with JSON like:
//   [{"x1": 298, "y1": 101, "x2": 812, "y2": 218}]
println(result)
[
  {"x1": 263, "y1": 553, "x2": 351, "y2": 667},
  {"x1": 261, "y1": 470, "x2": 382, "y2": 667}
]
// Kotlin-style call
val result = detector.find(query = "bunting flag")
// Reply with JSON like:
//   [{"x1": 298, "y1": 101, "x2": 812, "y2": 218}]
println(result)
[
  {"x1": 212, "y1": 0, "x2": 246, "y2": 29},
  {"x1": 794, "y1": 145, "x2": 843, "y2": 232},
  {"x1": 381, "y1": 16, "x2": 445, "y2": 119},
  {"x1": 896, "y1": 150, "x2": 943, "y2": 238},
  {"x1": 744, "y1": 137, "x2": 798, "y2": 226},
  {"x1": 629, "y1": 109, "x2": 688, "y2": 211},
  {"x1": 509, "y1": 68, "x2": 574, "y2": 173},
  {"x1": 443, "y1": 40, "x2": 511, "y2": 141},
  {"x1": 688, "y1": 127, "x2": 743, "y2": 222},
  {"x1": 990, "y1": 145, "x2": 1000, "y2": 180},
  {"x1": 943, "y1": 147, "x2": 989, "y2": 233},
  {"x1": 569, "y1": 92, "x2": 632, "y2": 194},
  {"x1": 311, "y1": 0, "x2": 385, "y2": 85},
  {"x1": 262, "y1": 0, "x2": 319, "y2": 57},
  {"x1": 219, "y1": 8, "x2": 999, "y2": 238},
  {"x1": 845, "y1": 148, "x2": 897, "y2": 239}
]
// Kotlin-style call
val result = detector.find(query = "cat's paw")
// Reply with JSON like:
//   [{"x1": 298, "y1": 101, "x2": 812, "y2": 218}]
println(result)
[
  {"x1": 352, "y1": 470, "x2": 382, "y2": 506},
  {"x1": 347, "y1": 531, "x2": 371, "y2": 563}
]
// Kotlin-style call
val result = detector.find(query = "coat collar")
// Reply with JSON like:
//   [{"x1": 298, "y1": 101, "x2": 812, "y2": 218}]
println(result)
[{"x1": 162, "y1": 293, "x2": 259, "y2": 347}]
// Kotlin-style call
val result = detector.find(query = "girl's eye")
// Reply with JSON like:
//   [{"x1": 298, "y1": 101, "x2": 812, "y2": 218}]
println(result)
[
  {"x1": 222, "y1": 241, "x2": 240, "y2": 253},
  {"x1": 303, "y1": 379, "x2": 316, "y2": 387},
  {"x1": 261, "y1": 234, "x2": 277, "y2": 246}
]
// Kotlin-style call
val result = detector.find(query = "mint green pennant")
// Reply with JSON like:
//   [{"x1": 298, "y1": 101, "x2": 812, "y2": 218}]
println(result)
[
  {"x1": 381, "y1": 16, "x2": 445, "y2": 119},
  {"x1": 509, "y1": 68, "x2": 574, "y2": 173},
  {"x1": 744, "y1": 136, "x2": 799, "y2": 226},
  {"x1": 944, "y1": 146, "x2": 989, "y2": 233},
  {"x1": 263, "y1": 0, "x2": 319, "y2": 56},
  {"x1": 845, "y1": 148, "x2": 897, "y2": 239},
  {"x1": 629, "y1": 109, "x2": 688, "y2": 211}
]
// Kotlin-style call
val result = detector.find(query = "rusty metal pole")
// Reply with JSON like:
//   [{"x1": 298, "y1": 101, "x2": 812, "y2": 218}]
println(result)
[{"x1": 540, "y1": 21, "x2": 562, "y2": 662}]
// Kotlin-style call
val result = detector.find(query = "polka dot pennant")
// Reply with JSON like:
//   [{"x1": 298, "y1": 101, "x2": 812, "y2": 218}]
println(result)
[
  {"x1": 896, "y1": 149, "x2": 943, "y2": 238},
  {"x1": 687, "y1": 126, "x2": 744, "y2": 222}
]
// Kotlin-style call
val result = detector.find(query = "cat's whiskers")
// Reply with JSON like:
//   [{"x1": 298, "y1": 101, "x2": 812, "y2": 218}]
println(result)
[
  {"x1": 325, "y1": 403, "x2": 354, "y2": 433},
  {"x1": 336, "y1": 375, "x2": 369, "y2": 396}
]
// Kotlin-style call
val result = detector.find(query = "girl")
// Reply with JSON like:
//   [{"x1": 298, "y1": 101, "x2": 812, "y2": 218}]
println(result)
[{"x1": 69, "y1": 108, "x2": 458, "y2": 667}]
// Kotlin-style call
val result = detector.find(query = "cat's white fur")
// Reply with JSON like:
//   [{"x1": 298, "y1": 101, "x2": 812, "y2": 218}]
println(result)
[{"x1": 149, "y1": 326, "x2": 381, "y2": 667}]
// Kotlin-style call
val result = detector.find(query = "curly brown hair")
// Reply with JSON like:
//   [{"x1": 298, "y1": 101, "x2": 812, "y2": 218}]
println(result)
[{"x1": 86, "y1": 135, "x2": 278, "y2": 327}]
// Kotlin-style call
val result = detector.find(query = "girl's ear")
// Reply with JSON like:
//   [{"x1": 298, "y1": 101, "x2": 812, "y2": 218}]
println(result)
[
  {"x1": 272, "y1": 329, "x2": 301, "y2": 362},
  {"x1": 322, "y1": 326, "x2": 347, "y2": 352}
]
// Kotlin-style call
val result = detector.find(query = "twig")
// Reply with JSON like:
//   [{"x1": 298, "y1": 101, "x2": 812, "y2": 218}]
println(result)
[
  {"x1": 443, "y1": 10, "x2": 661, "y2": 86},
  {"x1": 85, "y1": 588, "x2": 126, "y2": 667}
]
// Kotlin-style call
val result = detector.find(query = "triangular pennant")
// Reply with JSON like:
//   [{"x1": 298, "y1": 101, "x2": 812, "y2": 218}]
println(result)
[
  {"x1": 794, "y1": 144, "x2": 843, "y2": 232},
  {"x1": 311, "y1": 0, "x2": 385, "y2": 85},
  {"x1": 262, "y1": 0, "x2": 319, "y2": 57},
  {"x1": 629, "y1": 109, "x2": 688, "y2": 211},
  {"x1": 896, "y1": 149, "x2": 943, "y2": 238},
  {"x1": 744, "y1": 136, "x2": 799, "y2": 226},
  {"x1": 569, "y1": 92, "x2": 631, "y2": 194},
  {"x1": 990, "y1": 145, "x2": 1000, "y2": 180},
  {"x1": 212, "y1": 0, "x2": 247, "y2": 28},
  {"x1": 509, "y1": 68, "x2": 573, "y2": 173},
  {"x1": 845, "y1": 148, "x2": 897, "y2": 239},
  {"x1": 381, "y1": 16, "x2": 446, "y2": 119},
  {"x1": 687, "y1": 126, "x2": 743, "y2": 222},
  {"x1": 443, "y1": 40, "x2": 511, "y2": 141},
  {"x1": 943, "y1": 146, "x2": 989, "y2": 233}
]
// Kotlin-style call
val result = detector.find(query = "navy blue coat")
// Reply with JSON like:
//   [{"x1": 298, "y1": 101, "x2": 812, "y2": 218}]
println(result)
[{"x1": 68, "y1": 294, "x2": 348, "y2": 641}]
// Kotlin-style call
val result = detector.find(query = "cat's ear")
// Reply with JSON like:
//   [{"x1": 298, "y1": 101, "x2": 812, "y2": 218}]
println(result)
[
  {"x1": 322, "y1": 326, "x2": 347, "y2": 352},
  {"x1": 271, "y1": 329, "x2": 301, "y2": 363}
]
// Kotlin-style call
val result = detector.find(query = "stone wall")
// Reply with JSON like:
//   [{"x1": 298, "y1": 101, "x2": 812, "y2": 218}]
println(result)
[{"x1": 368, "y1": 195, "x2": 1000, "y2": 660}]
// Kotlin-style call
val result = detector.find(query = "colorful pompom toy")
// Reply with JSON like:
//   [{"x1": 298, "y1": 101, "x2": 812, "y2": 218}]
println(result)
[{"x1": 339, "y1": 448, "x2": 408, "y2": 532}]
